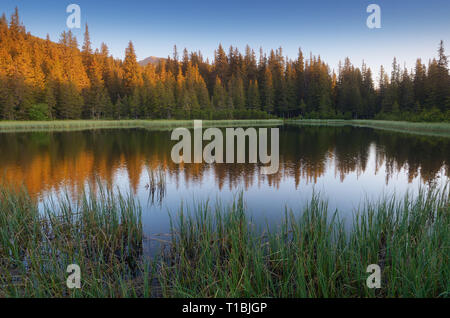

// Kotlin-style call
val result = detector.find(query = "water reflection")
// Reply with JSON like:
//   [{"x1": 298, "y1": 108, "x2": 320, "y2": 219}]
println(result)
[{"x1": 0, "y1": 126, "x2": 448, "y2": 200}]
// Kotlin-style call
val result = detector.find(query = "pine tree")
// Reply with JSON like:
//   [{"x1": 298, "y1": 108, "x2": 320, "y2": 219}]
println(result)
[
  {"x1": 0, "y1": 76, "x2": 14, "y2": 119},
  {"x1": 247, "y1": 80, "x2": 261, "y2": 110},
  {"x1": 212, "y1": 76, "x2": 226, "y2": 110},
  {"x1": 0, "y1": 9, "x2": 448, "y2": 122},
  {"x1": 82, "y1": 24, "x2": 93, "y2": 62},
  {"x1": 123, "y1": 41, "x2": 142, "y2": 94},
  {"x1": 262, "y1": 67, "x2": 274, "y2": 113},
  {"x1": 436, "y1": 40, "x2": 450, "y2": 112},
  {"x1": 9, "y1": 7, "x2": 25, "y2": 35},
  {"x1": 214, "y1": 44, "x2": 228, "y2": 82},
  {"x1": 399, "y1": 67, "x2": 414, "y2": 112},
  {"x1": 57, "y1": 82, "x2": 83, "y2": 119},
  {"x1": 285, "y1": 63, "x2": 297, "y2": 117},
  {"x1": 414, "y1": 59, "x2": 427, "y2": 107},
  {"x1": 45, "y1": 78, "x2": 57, "y2": 119},
  {"x1": 230, "y1": 75, "x2": 245, "y2": 110}
]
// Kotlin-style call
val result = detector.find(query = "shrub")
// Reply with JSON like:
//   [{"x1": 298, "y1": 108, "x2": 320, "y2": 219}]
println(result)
[
  {"x1": 28, "y1": 103, "x2": 50, "y2": 121},
  {"x1": 419, "y1": 107, "x2": 444, "y2": 122}
]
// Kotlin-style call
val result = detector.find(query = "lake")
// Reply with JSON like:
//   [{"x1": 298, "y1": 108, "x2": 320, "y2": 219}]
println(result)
[{"x1": 1, "y1": 124, "x2": 449, "y2": 255}]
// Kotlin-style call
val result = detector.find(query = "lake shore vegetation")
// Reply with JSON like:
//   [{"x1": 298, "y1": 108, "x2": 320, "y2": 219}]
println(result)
[{"x1": 0, "y1": 183, "x2": 448, "y2": 298}]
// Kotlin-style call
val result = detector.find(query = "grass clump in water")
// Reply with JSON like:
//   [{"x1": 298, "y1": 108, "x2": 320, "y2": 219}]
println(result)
[
  {"x1": 159, "y1": 188, "x2": 449, "y2": 298},
  {"x1": 0, "y1": 184, "x2": 152, "y2": 297},
  {"x1": 0, "y1": 184, "x2": 448, "y2": 298}
]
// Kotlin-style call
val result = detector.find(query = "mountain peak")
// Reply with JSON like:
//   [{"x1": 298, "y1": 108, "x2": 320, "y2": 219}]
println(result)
[{"x1": 138, "y1": 56, "x2": 164, "y2": 66}]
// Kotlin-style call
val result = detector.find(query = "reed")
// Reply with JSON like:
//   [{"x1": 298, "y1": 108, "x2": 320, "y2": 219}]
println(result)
[
  {"x1": 159, "y1": 187, "x2": 449, "y2": 298},
  {"x1": 0, "y1": 183, "x2": 149, "y2": 297},
  {"x1": 146, "y1": 165, "x2": 167, "y2": 205},
  {"x1": 0, "y1": 183, "x2": 448, "y2": 297}
]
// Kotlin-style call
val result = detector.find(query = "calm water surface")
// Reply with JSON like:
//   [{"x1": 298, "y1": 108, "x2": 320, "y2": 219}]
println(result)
[{"x1": 1, "y1": 125, "x2": 449, "y2": 254}]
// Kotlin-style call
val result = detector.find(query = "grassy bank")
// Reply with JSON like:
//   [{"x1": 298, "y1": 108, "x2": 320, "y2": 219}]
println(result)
[
  {"x1": 0, "y1": 119, "x2": 283, "y2": 133},
  {"x1": 0, "y1": 184, "x2": 448, "y2": 298},
  {"x1": 1, "y1": 119, "x2": 448, "y2": 136},
  {"x1": 287, "y1": 119, "x2": 450, "y2": 137}
]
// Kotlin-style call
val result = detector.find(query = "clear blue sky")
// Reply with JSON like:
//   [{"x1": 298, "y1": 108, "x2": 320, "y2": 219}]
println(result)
[{"x1": 2, "y1": 0, "x2": 450, "y2": 78}]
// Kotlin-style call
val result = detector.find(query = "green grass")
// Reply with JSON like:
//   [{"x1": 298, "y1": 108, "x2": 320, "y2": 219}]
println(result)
[
  {"x1": 1, "y1": 119, "x2": 447, "y2": 137},
  {"x1": 160, "y1": 188, "x2": 449, "y2": 298},
  {"x1": 287, "y1": 119, "x2": 450, "y2": 137},
  {"x1": 0, "y1": 119, "x2": 283, "y2": 133},
  {"x1": 0, "y1": 184, "x2": 149, "y2": 297},
  {"x1": 0, "y1": 183, "x2": 448, "y2": 298}
]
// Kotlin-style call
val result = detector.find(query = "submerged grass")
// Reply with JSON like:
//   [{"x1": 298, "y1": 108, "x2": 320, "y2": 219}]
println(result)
[
  {"x1": 0, "y1": 119, "x2": 283, "y2": 133},
  {"x1": 287, "y1": 119, "x2": 450, "y2": 137},
  {"x1": 0, "y1": 183, "x2": 448, "y2": 298},
  {"x1": 145, "y1": 165, "x2": 167, "y2": 206}
]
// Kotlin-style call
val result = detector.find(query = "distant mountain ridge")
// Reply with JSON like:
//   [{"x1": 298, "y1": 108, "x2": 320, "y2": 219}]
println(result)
[{"x1": 138, "y1": 56, "x2": 165, "y2": 66}]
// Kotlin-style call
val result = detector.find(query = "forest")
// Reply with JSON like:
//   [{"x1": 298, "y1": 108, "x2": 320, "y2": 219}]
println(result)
[{"x1": 0, "y1": 8, "x2": 449, "y2": 122}]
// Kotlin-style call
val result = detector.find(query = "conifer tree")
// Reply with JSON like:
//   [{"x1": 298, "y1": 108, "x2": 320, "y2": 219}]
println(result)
[
  {"x1": 0, "y1": 8, "x2": 448, "y2": 122},
  {"x1": 262, "y1": 67, "x2": 274, "y2": 113},
  {"x1": 247, "y1": 80, "x2": 261, "y2": 110},
  {"x1": 123, "y1": 41, "x2": 142, "y2": 94},
  {"x1": 212, "y1": 77, "x2": 226, "y2": 110}
]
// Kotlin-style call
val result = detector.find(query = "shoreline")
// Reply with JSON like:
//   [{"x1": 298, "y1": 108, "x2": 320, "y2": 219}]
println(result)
[
  {"x1": 0, "y1": 119, "x2": 448, "y2": 136},
  {"x1": 286, "y1": 119, "x2": 450, "y2": 137},
  {"x1": 0, "y1": 119, "x2": 283, "y2": 133}
]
